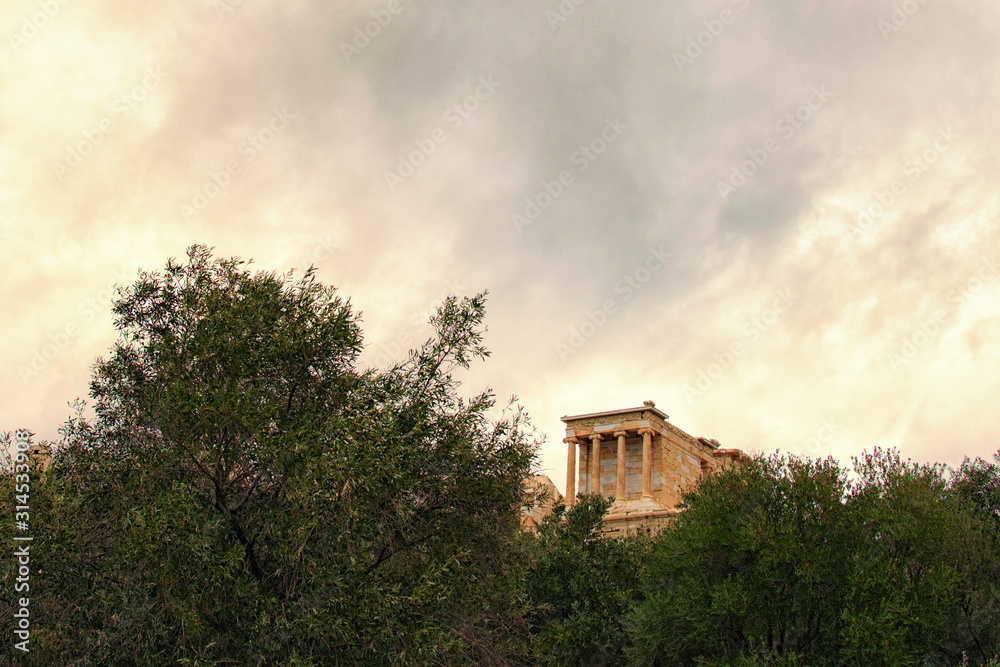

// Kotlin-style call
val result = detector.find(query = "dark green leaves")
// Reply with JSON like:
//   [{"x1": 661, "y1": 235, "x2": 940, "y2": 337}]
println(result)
[
  {"x1": 18, "y1": 246, "x2": 537, "y2": 665},
  {"x1": 631, "y1": 449, "x2": 1000, "y2": 666}
]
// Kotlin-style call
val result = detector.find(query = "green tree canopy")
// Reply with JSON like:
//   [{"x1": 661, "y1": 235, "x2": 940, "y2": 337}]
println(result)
[
  {"x1": 10, "y1": 245, "x2": 538, "y2": 665},
  {"x1": 629, "y1": 449, "x2": 1000, "y2": 667},
  {"x1": 525, "y1": 494, "x2": 651, "y2": 666}
]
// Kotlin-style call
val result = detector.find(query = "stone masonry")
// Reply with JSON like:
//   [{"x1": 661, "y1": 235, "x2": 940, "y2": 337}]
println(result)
[
  {"x1": 561, "y1": 401, "x2": 743, "y2": 536},
  {"x1": 520, "y1": 474, "x2": 563, "y2": 532}
]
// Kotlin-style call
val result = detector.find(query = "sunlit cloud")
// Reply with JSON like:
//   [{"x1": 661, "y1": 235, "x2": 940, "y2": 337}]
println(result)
[{"x1": 2, "y1": 0, "x2": 999, "y2": 489}]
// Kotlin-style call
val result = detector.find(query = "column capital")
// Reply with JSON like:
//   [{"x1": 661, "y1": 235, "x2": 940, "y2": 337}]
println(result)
[
  {"x1": 613, "y1": 430, "x2": 628, "y2": 438},
  {"x1": 589, "y1": 433, "x2": 603, "y2": 442},
  {"x1": 638, "y1": 427, "x2": 656, "y2": 437},
  {"x1": 563, "y1": 436, "x2": 581, "y2": 444}
]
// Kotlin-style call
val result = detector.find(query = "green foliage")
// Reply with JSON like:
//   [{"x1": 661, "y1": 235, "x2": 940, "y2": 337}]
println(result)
[
  {"x1": 840, "y1": 449, "x2": 966, "y2": 665},
  {"x1": 526, "y1": 495, "x2": 650, "y2": 666},
  {"x1": 945, "y1": 453, "x2": 1000, "y2": 663},
  {"x1": 951, "y1": 452, "x2": 1000, "y2": 536},
  {"x1": 630, "y1": 448, "x2": 1000, "y2": 667},
  {"x1": 629, "y1": 454, "x2": 851, "y2": 666},
  {"x1": 8, "y1": 246, "x2": 537, "y2": 665}
]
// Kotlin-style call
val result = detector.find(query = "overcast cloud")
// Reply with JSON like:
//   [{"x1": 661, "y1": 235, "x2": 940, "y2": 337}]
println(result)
[{"x1": 2, "y1": 0, "x2": 999, "y2": 491}]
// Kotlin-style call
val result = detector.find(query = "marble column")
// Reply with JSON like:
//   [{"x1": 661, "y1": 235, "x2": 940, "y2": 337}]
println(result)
[
  {"x1": 589, "y1": 434, "x2": 603, "y2": 495},
  {"x1": 563, "y1": 437, "x2": 578, "y2": 506},
  {"x1": 639, "y1": 427, "x2": 654, "y2": 500},
  {"x1": 614, "y1": 430, "x2": 627, "y2": 504}
]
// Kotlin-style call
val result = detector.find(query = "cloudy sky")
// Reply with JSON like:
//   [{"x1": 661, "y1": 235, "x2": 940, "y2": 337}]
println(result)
[{"x1": 3, "y1": 0, "x2": 999, "y2": 491}]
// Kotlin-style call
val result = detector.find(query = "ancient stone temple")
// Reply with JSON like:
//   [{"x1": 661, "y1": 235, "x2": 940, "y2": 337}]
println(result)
[{"x1": 562, "y1": 401, "x2": 744, "y2": 536}]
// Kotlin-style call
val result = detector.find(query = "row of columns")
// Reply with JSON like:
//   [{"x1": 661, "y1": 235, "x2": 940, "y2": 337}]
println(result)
[{"x1": 564, "y1": 428, "x2": 654, "y2": 506}]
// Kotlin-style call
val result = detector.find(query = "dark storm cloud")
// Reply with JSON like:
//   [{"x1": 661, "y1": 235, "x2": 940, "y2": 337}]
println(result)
[{"x1": 2, "y1": 0, "x2": 999, "y2": 483}]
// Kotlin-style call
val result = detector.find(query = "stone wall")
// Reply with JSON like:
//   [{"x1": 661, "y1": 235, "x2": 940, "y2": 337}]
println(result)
[{"x1": 520, "y1": 474, "x2": 563, "y2": 532}]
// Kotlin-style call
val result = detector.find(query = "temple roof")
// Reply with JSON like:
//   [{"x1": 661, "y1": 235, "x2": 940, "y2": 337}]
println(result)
[{"x1": 560, "y1": 400, "x2": 669, "y2": 424}]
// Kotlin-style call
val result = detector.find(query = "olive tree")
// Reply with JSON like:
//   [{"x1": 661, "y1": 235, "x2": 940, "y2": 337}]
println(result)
[{"x1": 23, "y1": 245, "x2": 537, "y2": 665}]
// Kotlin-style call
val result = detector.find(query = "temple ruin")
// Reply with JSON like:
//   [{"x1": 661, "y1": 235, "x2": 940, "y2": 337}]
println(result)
[{"x1": 559, "y1": 401, "x2": 744, "y2": 536}]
